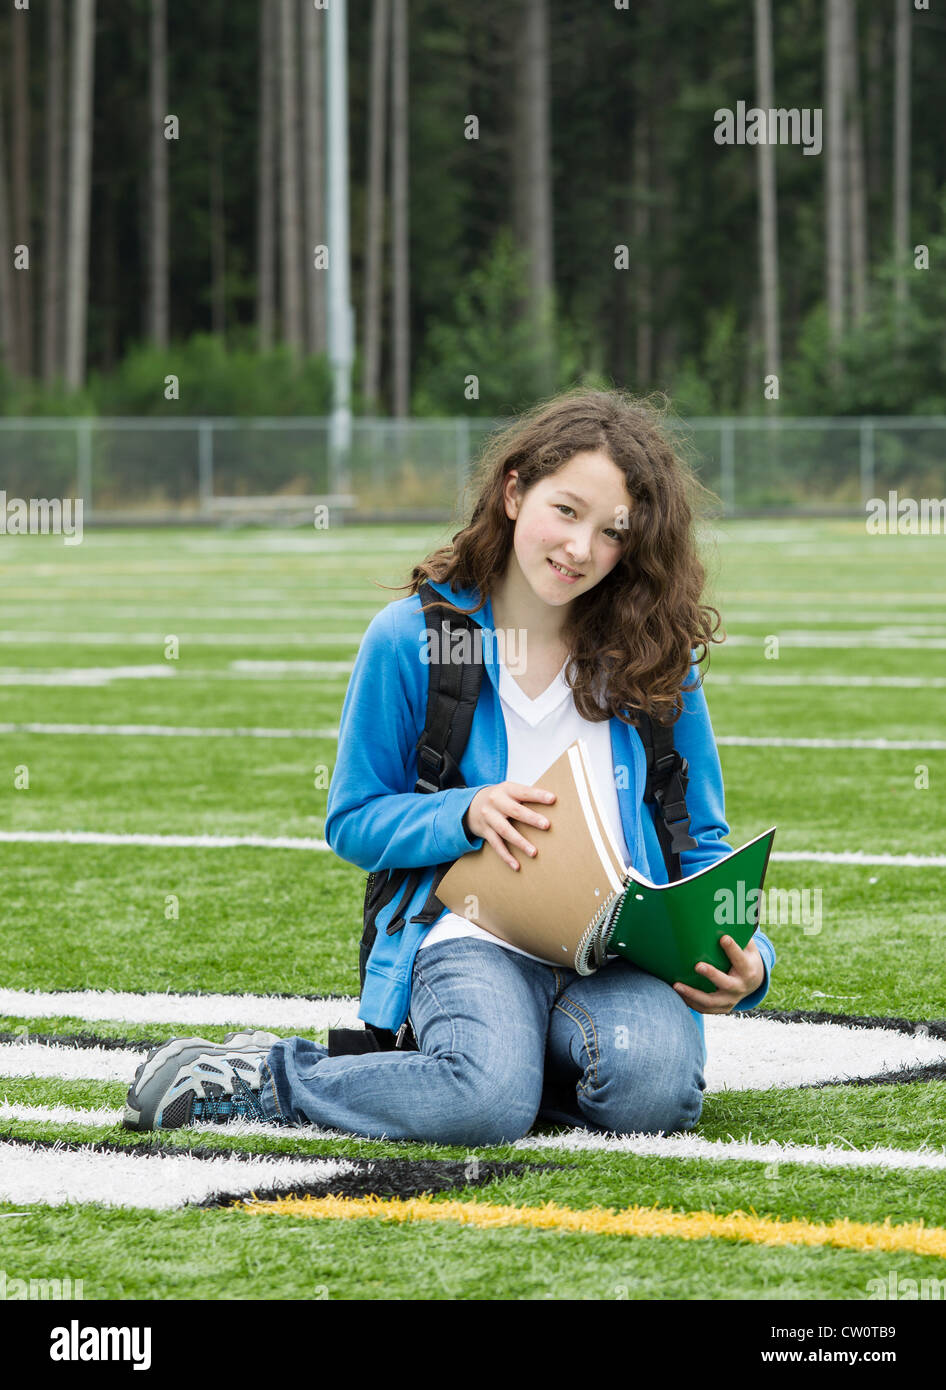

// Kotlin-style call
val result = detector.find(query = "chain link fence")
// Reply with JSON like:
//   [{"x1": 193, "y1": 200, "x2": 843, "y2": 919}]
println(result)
[{"x1": 0, "y1": 416, "x2": 942, "y2": 523}]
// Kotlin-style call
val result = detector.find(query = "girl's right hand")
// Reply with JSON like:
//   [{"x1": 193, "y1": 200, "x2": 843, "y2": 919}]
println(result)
[{"x1": 464, "y1": 783, "x2": 556, "y2": 871}]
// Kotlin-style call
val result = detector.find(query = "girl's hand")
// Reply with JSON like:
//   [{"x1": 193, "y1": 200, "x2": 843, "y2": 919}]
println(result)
[
  {"x1": 465, "y1": 783, "x2": 556, "y2": 871},
  {"x1": 672, "y1": 936, "x2": 765, "y2": 1014}
]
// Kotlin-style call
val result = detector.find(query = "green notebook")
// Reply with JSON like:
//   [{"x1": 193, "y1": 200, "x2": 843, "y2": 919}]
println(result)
[{"x1": 574, "y1": 826, "x2": 777, "y2": 991}]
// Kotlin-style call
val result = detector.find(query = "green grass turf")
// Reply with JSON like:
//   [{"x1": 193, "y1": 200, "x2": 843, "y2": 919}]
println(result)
[
  {"x1": 1, "y1": 521, "x2": 945, "y2": 1300},
  {"x1": 5, "y1": 1199, "x2": 946, "y2": 1301}
]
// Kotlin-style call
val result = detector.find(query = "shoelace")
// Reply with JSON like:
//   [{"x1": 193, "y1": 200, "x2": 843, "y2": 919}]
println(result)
[{"x1": 194, "y1": 1069, "x2": 268, "y2": 1124}]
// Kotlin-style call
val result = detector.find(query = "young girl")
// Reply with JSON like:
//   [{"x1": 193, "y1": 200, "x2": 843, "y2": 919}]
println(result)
[{"x1": 124, "y1": 388, "x2": 775, "y2": 1141}]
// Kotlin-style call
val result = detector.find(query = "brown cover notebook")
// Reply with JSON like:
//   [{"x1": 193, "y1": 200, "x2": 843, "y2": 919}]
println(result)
[{"x1": 436, "y1": 739, "x2": 627, "y2": 965}]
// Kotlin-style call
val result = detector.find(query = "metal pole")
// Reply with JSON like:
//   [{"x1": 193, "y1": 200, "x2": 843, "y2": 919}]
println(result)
[
  {"x1": 326, "y1": 0, "x2": 353, "y2": 496},
  {"x1": 77, "y1": 419, "x2": 93, "y2": 519},
  {"x1": 198, "y1": 420, "x2": 214, "y2": 515},
  {"x1": 720, "y1": 421, "x2": 735, "y2": 516},
  {"x1": 456, "y1": 417, "x2": 470, "y2": 514},
  {"x1": 859, "y1": 418, "x2": 875, "y2": 506}
]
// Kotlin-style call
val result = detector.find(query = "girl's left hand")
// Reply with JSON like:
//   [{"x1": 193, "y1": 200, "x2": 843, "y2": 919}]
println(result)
[{"x1": 672, "y1": 936, "x2": 765, "y2": 1015}]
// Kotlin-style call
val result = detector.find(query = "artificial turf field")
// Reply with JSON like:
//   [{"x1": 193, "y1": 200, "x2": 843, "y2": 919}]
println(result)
[{"x1": 1, "y1": 519, "x2": 945, "y2": 1315}]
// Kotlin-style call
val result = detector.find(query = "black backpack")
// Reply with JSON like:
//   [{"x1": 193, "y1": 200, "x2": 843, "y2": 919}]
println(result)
[{"x1": 327, "y1": 580, "x2": 697, "y2": 1056}]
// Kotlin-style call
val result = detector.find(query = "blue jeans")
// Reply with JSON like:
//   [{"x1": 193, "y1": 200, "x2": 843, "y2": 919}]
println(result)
[{"x1": 258, "y1": 937, "x2": 706, "y2": 1145}]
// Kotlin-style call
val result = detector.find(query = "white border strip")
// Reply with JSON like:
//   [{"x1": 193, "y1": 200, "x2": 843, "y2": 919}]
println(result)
[
  {"x1": 0, "y1": 1140, "x2": 359, "y2": 1210},
  {"x1": 567, "y1": 743, "x2": 624, "y2": 895},
  {"x1": 0, "y1": 988, "x2": 360, "y2": 1030}
]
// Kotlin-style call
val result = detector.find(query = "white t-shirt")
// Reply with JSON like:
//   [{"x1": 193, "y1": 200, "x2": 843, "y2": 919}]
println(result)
[{"x1": 418, "y1": 653, "x2": 631, "y2": 966}]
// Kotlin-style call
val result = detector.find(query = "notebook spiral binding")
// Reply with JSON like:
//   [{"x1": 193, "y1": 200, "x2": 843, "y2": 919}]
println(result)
[{"x1": 574, "y1": 884, "x2": 628, "y2": 976}]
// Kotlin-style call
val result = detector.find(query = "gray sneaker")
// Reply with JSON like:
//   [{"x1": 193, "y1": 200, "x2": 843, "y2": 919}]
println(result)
[{"x1": 123, "y1": 1032, "x2": 282, "y2": 1131}]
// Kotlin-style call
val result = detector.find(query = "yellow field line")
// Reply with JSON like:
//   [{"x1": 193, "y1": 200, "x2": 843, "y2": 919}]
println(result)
[{"x1": 240, "y1": 1193, "x2": 946, "y2": 1258}]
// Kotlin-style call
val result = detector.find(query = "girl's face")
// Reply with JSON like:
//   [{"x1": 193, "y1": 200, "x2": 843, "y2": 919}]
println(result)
[{"x1": 502, "y1": 450, "x2": 631, "y2": 607}]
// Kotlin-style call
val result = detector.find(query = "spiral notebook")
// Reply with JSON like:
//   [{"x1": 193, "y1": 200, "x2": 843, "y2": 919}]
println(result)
[{"x1": 436, "y1": 739, "x2": 775, "y2": 990}]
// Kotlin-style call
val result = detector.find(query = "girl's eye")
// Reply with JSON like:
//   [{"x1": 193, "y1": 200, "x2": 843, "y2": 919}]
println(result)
[{"x1": 557, "y1": 503, "x2": 622, "y2": 542}]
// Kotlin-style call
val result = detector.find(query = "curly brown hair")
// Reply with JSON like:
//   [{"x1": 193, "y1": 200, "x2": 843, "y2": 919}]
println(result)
[{"x1": 379, "y1": 387, "x2": 725, "y2": 726}]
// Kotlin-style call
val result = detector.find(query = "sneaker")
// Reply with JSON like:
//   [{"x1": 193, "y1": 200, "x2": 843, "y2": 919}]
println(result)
[{"x1": 123, "y1": 1034, "x2": 282, "y2": 1131}]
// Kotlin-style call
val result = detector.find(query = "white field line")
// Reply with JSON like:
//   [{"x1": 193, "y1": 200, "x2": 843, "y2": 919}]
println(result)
[
  {"x1": 1, "y1": 1103, "x2": 944, "y2": 1175},
  {"x1": 0, "y1": 988, "x2": 360, "y2": 1031},
  {"x1": 716, "y1": 736, "x2": 946, "y2": 750},
  {"x1": 0, "y1": 1141, "x2": 360, "y2": 1209},
  {"x1": 0, "y1": 1042, "x2": 155, "y2": 1081},
  {"x1": 0, "y1": 722, "x2": 339, "y2": 739},
  {"x1": 6, "y1": 666, "x2": 945, "y2": 689},
  {"x1": 5, "y1": 628, "x2": 946, "y2": 651},
  {"x1": 0, "y1": 723, "x2": 941, "y2": 752},
  {"x1": 2, "y1": 1015, "x2": 945, "y2": 1095},
  {"x1": 0, "y1": 1101, "x2": 121, "y2": 1127},
  {"x1": 0, "y1": 666, "x2": 173, "y2": 686},
  {"x1": 510, "y1": 1132, "x2": 946, "y2": 1171},
  {"x1": 0, "y1": 828, "x2": 942, "y2": 867},
  {"x1": 0, "y1": 830, "x2": 331, "y2": 850},
  {"x1": 722, "y1": 632, "x2": 946, "y2": 650},
  {"x1": 771, "y1": 849, "x2": 946, "y2": 867},
  {"x1": 0, "y1": 662, "x2": 353, "y2": 686},
  {"x1": 708, "y1": 673, "x2": 946, "y2": 689},
  {"x1": 0, "y1": 631, "x2": 365, "y2": 646}
]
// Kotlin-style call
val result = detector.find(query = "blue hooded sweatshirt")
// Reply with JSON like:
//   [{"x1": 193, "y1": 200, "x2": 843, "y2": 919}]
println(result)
[{"x1": 324, "y1": 577, "x2": 776, "y2": 1057}]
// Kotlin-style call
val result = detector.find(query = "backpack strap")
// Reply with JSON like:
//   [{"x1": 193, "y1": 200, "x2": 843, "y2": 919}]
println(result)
[
  {"x1": 339, "y1": 582, "x2": 485, "y2": 1056},
  {"x1": 637, "y1": 710, "x2": 698, "y2": 883}
]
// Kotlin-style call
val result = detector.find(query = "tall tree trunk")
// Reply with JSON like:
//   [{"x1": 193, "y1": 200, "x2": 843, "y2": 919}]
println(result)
[
  {"x1": 389, "y1": 0, "x2": 409, "y2": 416},
  {"x1": 209, "y1": 129, "x2": 226, "y2": 336},
  {"x1": 11, "y1": 5, "x2": 31, "y2": 376},
  {"x1": 278, "y1": 0, "x2": 303, "y2": 355},
  {"x1": 64, "y1": 0, "x2": 96, "y2": 391},
  {"x1": 513, "y1": 0, "x2": 554, "y2": 388},
  {"x1": 824, "y1": 0, "x2": 846, "y2": 353},
  {"x1": 257, "y1": 0, "x2": 276, "y2": 352},
  {"x1": 754, "y1": 0, "x2": 780, "y2": 390},
  {"x1": 208, "y1": 0, "x2": 226, "y2": 337},
  {"x1": 43, "y1": 0, "x2": 64, "y2": 384},
  {"x1": 892, "y1": 0, "x2": 911, "y2": 306},
  {"x1": 301, "y1": 0, "x2": 326, "y2": 357},
  {"x1": 631, "y1": 0, "x2": 656, "y2": 388},
  {"x1": 149, "y1": 0, "x2": 169, "y2": 347},
  {"x1": 843, "y1": 0, "x2": 868, "y2": 323},
  {"x1": 0, "y1": 67, "x2": 16, "y2": 375},
  {"x1": 865, "y1": 6, "x2": 884, "y2": 213},
  {"x1": 632, "y1": 104, "x2": 652, "y2": 387},
  {"x1": 363, "y1": 0, "x2": 390, "y2": 410}
]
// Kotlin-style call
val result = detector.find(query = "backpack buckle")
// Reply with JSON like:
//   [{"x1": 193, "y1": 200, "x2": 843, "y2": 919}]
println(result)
[{"x1": 415, "y1": 743, "x2": 443, "y2": 795}]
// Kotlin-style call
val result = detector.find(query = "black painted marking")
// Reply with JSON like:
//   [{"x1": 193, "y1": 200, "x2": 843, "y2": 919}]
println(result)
[
  {"x1": 800, "y1": 1060, "x2": 946, "y2": 1089},
  {"x1": 0, "y1": 1030, "x2": 156, "y2": 1052},
  {"x1": 0, "y1": 1132, "x2": 352, "y2": 1164},
  {"x1": 748, "y1": 1008, "x2": 946, "y2": 1041},
  {"x1": 200, "y1": 1158, "x2": 549, "y2": 1209}
]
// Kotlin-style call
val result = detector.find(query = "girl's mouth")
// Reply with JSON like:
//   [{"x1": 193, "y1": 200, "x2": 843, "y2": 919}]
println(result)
[{"x1": 547, "y1": 558, "x2": 583, "y2": 582}]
